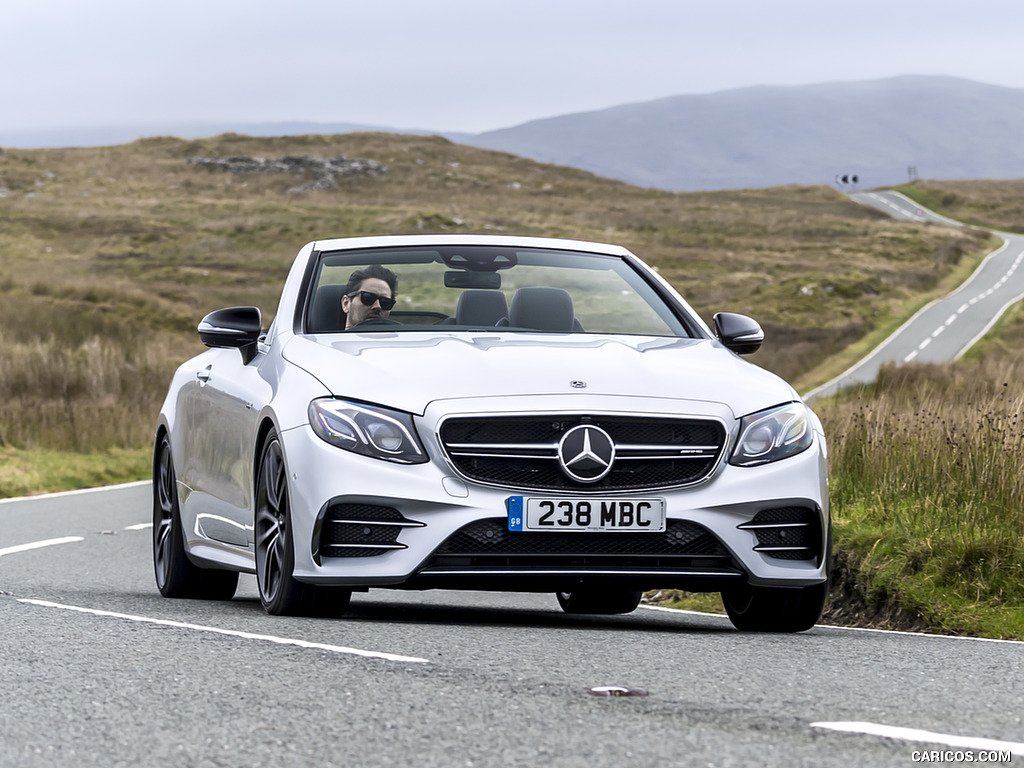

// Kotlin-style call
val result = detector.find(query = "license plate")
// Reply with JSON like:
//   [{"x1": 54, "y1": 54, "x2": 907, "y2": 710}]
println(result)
[{"x1": 507, "y1": 496, "x2": 666, "y2": 532}]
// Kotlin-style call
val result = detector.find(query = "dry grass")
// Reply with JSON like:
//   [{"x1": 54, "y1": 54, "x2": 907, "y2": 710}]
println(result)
[
  {"x1": 897, "y1": 179, "x2": 1024, "y2": 232},
  {"x1": 0, "y1": 333, "x2": 184, "y2": 451},
  {"x1": 813, "y1": 326, "x2": 1024, "y2": 637}
]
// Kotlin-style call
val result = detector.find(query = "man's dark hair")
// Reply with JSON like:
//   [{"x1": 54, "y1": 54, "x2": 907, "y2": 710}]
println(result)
[{"x1": 345, "y1": 264, "x2": 398, "y2": 298}]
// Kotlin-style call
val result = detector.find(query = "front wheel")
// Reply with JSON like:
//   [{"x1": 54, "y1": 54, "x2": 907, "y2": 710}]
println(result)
[
  {"x1": 556, "y1": 588, "x2": 643, "y2": 615},
  {"x1": 721, "y1": 581, "x2": 827, "y2": 632},
  {"x1": 255, "y1": 431, "x2": 351, "y2": 617}
]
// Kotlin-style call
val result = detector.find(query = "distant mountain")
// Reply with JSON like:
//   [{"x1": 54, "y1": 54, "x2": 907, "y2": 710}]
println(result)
[
  {"x1": 464, "y1": 76, "x2": 1024, "y2": 191},
  {"x1": 5, "y1": 76, "x2": 1024, "y2": 192},
  {"x1": 0, "y1": 121, "x2": 474, "y2": 149}
]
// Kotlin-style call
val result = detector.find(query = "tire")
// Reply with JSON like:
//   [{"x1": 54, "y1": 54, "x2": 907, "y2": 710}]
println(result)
[
  {"x1": 153, "y1": 434, "x2": 238, "y2": 600},
  {"x1": 556, "y1": 588, "x2": 643, "y2": 615},
  {"x1": 721, "y1": 581, "x2": 827, "y2": 632},
  {"x1": 255, "y1": 431, "x2": 351, "y2": 617}
]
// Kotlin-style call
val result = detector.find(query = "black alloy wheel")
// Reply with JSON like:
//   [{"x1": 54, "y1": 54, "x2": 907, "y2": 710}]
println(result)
[
  {"x1": 153, "y1": 434, "x2": 238, "y2": 600},
  {"x1": 721, "y1": 581, "x2": 828, "y2": 632},
  {"x1": 255, "y1": 431, "x2": 351, "y2": 617},
  {"x1": 556, "y1": 588, "x2": 643, "y2": 615}
]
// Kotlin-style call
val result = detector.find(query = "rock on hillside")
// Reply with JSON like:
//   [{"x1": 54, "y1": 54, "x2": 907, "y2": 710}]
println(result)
[{"x1": 188, "y1": 154, "x2": 385, "y2": 192}]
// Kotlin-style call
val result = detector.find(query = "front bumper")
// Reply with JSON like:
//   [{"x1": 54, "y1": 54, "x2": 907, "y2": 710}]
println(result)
[{"x1": 281, "y1": 403, "x2": 829, "y2": 592}]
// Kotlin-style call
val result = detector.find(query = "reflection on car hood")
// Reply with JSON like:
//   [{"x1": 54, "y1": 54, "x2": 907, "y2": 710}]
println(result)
[{"x1": 282, "y1": 332, "x2": 797, "y2": 417}]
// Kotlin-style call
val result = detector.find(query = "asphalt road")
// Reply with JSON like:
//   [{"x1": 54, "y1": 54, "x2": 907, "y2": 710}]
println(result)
[
  {"x1": 804, "y1": 191, "x2": 1024, "y2": 400},
  {"x1": 3, "y1": 483, "x2": 1022, "y2": 767}
]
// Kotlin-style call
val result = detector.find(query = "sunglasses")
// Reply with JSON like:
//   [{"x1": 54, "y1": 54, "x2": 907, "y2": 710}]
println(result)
[{"x1": 347, "y1": 290, "x2": 396, "y2": 311}]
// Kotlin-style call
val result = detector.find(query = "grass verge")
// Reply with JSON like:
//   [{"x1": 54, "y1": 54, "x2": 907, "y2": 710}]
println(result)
[{"x1": 0, "y1": 446, "x2": 150, "y2": 499}]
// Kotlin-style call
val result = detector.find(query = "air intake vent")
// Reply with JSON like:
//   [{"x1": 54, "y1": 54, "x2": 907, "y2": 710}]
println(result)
[
  {"x1": 425, "y1": 517, "x2": 731, "y2": 569},
  {"x1": 737, "y1": 506, "x2": 822, "y2": 562},
  {"x1": 316, "y1": 503, "x2": 423, "y2": 559}
]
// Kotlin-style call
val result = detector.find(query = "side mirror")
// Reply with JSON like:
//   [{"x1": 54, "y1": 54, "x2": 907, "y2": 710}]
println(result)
[
  {"x1": 713, "y1": 312, "x2": 764, "y2": 355},
  {"x1": 198, "y1": 306, "x2": 262, "y2": 364}
]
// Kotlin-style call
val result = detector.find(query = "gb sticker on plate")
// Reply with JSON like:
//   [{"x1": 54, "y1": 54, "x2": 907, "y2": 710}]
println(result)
[{"x1": 507, "y1": 496, "x2": 524, "y2": 531}]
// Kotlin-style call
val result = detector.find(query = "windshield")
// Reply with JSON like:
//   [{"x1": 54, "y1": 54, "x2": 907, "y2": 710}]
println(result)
[{"x1": 305, "y1": 245, "x2": 695, "y2": 338}]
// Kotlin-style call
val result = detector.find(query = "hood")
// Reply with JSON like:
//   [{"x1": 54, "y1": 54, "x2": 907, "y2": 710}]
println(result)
[{"x1": 282, "y1": 332, "x2": 797, "y2": 417}]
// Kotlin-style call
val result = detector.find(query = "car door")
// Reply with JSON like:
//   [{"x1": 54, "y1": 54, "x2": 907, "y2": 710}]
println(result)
[{"x1": 178, "y1": 346, "x2": 270, "y2": 550}]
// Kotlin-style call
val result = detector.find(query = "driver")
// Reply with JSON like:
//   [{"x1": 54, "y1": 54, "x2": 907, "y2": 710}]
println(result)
[{"x1": 341, "y1": 264, "x2": 399, "y2": 329}]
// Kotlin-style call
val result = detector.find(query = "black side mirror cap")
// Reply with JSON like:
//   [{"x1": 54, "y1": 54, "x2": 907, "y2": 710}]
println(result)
[
  {"x1": 198, "y1": 306, "x2": 262, "y2": 363},
  {"x1": 713, "y1": 312, "x2": 764, "y2": 355}
]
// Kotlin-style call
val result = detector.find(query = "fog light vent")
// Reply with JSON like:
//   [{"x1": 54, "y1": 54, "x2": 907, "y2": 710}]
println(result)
[
  {"x1": 317, "y1": 503, "x2": 423, "y2": 559},
  {"x1": 737, "y1": 506, "x2": 821, "y2": 562}
]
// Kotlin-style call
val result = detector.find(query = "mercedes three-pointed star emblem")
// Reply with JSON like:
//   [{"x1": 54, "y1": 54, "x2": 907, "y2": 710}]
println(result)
[{"x1": 557, "y1": 425, "x2": 616, "y2": 483}]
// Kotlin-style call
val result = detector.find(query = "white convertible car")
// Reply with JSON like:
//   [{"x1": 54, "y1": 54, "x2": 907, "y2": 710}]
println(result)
[{"x1": 153, "y1": 235, "x2": 830, "y2": 631}]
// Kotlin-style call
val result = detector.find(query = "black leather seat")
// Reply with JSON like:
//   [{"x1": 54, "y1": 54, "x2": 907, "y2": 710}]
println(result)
[
  {"x1": 506, "y1": 286, "x2": 579, "y2": 332},
  {"x1": 455, "y1": 289, "x2": 509, "y2": 326},
  {"x1": 308, "y1": 284, "x2": 348, "y2": 332}
]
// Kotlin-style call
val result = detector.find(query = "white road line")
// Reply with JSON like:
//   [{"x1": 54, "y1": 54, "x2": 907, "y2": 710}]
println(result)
[
  {"x1": 640, "y1": 604, "x2": 732, "y2": 617},
  {"x1": 16, "y1": 599, "x2": 430, "y2": 664},
  {"x1": 956, "y1": 282, "x2": 1024, "y2": 360},
  {"x1": 0, "y1": 537, "x2": 84, "y2": 558},
  {"x1": 640, "y1": 604, "x2": 1024, "y2": 645},
  {"x1": 812, "y1": 721, "x2": 1024, "y2": 756},
  {"x1": 818, "y1": 622, "x2": 1024, "y2": 644},
  {"x1": 124, "y1": 523, "x2": 152, "y2": 531},
  {"x1": 0, "y1": 480, "x2": 149, "y2": 507}
]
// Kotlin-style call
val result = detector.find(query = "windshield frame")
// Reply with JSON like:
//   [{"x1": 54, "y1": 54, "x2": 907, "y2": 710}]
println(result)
[{"x1": 299, "y1": 244, "x2": 707, "y2": 339}]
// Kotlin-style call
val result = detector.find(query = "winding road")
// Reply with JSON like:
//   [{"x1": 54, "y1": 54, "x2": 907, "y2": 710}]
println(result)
[
  {"x1": 4, "y1": 194, "x2": 1024, "y2": 766},
  {"x1": 804, "y1": 191, "x2": 1024, "y2": 400}
]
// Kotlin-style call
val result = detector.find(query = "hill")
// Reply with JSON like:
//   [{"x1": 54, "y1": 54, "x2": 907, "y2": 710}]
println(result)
[{"x1": 466, "y1": 76, "x2": 1024, "y2": 191}]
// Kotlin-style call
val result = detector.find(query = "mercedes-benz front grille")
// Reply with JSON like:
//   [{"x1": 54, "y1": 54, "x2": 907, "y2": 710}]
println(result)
[{"x1": 439, "y1": 414, "x2": 726, "y2": 491}]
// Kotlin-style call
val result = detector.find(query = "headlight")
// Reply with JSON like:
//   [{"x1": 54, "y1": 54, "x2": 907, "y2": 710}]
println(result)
[
  {"x1": 730, "y1": 402, "x2": 813, "y2": 467},
  {"x1": 309, "y1": 399, "x2": 428, "y2": 464}
]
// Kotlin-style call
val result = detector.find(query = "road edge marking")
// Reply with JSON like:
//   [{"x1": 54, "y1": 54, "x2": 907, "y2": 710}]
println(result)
[
  {"x1": 16, "y1": 598, "x2": 430, "y2": 663},
  {"x1": 0, "y1": 537, "x2": 85, "y2": 558},
  {"x1": 0, "y1": 479, "x2": 149, "y2": 507},
  {"x1": 812, "y1": 721, "x2": 1024, "y2": 756},
  {"x1": 638, "y1": 604, "x2": 1024, "y2": 644}
]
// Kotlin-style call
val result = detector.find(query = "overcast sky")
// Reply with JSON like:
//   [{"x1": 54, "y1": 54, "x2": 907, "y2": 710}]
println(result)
[{"x1": 4, "y1": 0, "x2": 1024, "y2": 134}]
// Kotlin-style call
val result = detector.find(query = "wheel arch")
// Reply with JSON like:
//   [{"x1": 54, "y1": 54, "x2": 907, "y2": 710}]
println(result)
[
  {"x1": 152, "y1": 422, "x2": 170, "y2": 475},
  {"x1": 152, "y1": 424, "x2": 174, "y2": 519},
  {"x1": 251, "y1": 416, "x2": 282, "y2": 517}
]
